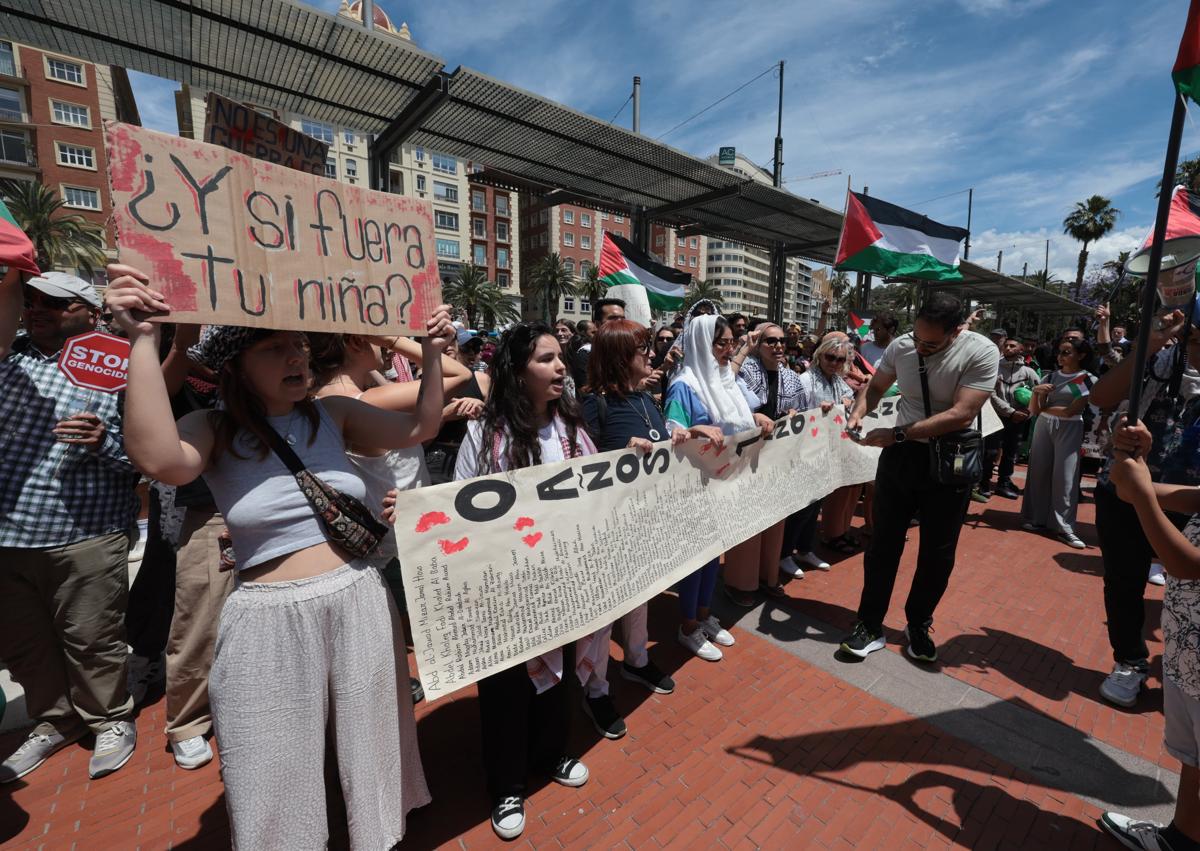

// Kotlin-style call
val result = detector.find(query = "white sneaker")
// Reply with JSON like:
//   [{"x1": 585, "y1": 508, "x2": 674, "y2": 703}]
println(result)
[
  {"x1": 678, "y1": 626, "x2": 722, "y2": 662},
  {"x1": 171, "y1": 735, "x2": 213, "y2": 769},
  {"x1": 700, "y1": 615, "x2": 735, "y2": 647},
  {"x1": 1149, "y1": 563, "x2": 1166, "y2": 586},
  {"x1": 797, "y1": 551, "x2": 831, "y2": 571},
  {"x1": 1099, "y1": 811, "x2": 1169, "y2": 850},
  {"x1": 779, "y1": 556, "x2": 805, "y2": 579},
  {"x1": 1099, "y1": 662, "x2": 1148, "y2": 708},
  {"x1": 1058, "y1": 531, "x2": 1086, "y2": 549},
  {"x1": 89, "y1": 721, "x2": 136, "y2": 779}
]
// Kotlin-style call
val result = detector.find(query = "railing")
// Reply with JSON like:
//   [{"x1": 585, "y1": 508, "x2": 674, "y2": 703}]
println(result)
[{"x1": 0, "y1": 107, "x2": 28, "y2": 124}]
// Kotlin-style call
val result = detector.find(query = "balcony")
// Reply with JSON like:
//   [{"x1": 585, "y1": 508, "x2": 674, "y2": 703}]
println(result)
[
  {"x1": 0, "y1": 107, "x2": 30, "y2": 126},
  {"x1": 0, "y1": 143, "x2": 36, "y2": 170}
]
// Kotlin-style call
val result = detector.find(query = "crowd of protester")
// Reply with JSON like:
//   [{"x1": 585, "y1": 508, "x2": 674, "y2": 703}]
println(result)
[{"x1": 3, "y1": 259, "x2": 1200, "y2": 849}]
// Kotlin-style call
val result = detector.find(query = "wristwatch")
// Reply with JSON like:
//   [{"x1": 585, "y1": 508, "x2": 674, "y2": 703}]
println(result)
[{"x1": 892, "y1": 426, "x2": 907, "y2": 443}]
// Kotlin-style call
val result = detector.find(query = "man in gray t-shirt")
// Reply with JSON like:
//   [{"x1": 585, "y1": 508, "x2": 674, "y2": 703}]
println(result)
[{"x1": 841, "y1": 292, "x2": 997, "y2": 663}]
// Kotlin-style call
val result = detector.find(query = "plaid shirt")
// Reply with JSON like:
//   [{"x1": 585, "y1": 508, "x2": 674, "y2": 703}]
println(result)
[{"x1": 0, "y1": 336, "x2": 139, "y2": 548}]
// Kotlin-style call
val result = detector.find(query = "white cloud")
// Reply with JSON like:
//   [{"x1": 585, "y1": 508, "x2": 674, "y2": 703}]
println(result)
[{"x1": 969, "y1": 223, "x2": 1145, "y2": 283}]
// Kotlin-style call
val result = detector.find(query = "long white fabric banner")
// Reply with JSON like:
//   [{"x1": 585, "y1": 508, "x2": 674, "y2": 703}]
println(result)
[{"x1": 394, "y1": 402, "x2": 1002, "y2": 700}]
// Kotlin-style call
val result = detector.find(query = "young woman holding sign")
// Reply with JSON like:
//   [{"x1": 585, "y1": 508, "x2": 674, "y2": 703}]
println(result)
[
  {"x1": 104, "y1": 263, "x2": 452, "y2": 851},
  {"x1": 453, "y1": 322, "x2": 602, "y2": 841},
  {"x1": 663, "y1": 314, "x2": 775, "y2": 659}
]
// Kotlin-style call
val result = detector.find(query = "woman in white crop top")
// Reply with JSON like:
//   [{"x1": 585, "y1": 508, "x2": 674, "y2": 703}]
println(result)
[{"x1": 106, "y1": 264, "x2": 451, "y2": 851}]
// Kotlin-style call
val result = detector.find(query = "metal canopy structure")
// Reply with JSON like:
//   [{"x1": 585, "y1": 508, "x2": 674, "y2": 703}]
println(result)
[
  {"x1": 0, "y1": 0, "x2": 1090, "y2": 317},
  {"x1": 924, "y1": 261, "x2": 1086, "y2": 315}
]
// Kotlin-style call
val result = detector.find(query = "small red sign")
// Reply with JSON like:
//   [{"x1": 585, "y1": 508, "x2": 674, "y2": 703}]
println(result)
[{"x1": 58, "y1": 331, "x2": 131, "y2": 393}]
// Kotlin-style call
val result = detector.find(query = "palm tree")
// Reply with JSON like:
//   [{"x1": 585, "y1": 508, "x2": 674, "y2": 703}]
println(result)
[
  {"x1": 0, "y1": 179, "x2": 106, "y2": 273},
  {"x1": 441, "y1": 264, "x2": 519, "y2": 329},
  {"x1": 578, "y1": 264, "x2": 607, "y2": 304},
  {"x1": 1024, "y1": 269, "x2": 1065, "y2": 292},
  {"x1": 1165, "y1": 155, "x2": 1200, "y2": 194},
  {"x1": 527, "y1": 253, "x2": 578, "y2": 323},
  {"x1": 829, "y1": 269, "x2": 852, "y2": 327},
  {"x1": 680, "y1": 278, "x2": 724, "y2": 314},
  {"x1": 1063, "y1": 195, "x2": 1119, "y2": 298}
]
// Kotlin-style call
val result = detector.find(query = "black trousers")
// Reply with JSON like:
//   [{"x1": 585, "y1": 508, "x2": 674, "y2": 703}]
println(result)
[
  {"x1": 981, "y1": 418, "x2": 1028, "y2": 488},
  {"x1": 477, "y1": 643, "x2": 573, "y2": 802},
  {"x1": 1095, "y1": 481, "x2": 1188, "y2": 664},
  {"x1": 857, "y1": 441, "x2": 971, "y2": 631},
  {"x1": 125, "y1": 487, "x2": 176, "y2": 659},
  {"x1": 780, "y1": 501, "x2": 822, "y2": 557}
]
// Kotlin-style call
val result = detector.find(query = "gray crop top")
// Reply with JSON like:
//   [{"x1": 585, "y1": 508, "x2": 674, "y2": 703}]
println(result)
[{"x1": 202, "y1": 400, "x2": 368, "y2": 570}]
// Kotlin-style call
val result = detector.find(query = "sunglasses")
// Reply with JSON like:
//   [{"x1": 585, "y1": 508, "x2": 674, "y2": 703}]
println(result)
[
  {"x1": 656, "y1": 336, "x2": 674, "y2": 343},
  {"x1": 762, "y1": 337, "x2": 786, "y2": 346},
  {"x1": 712, "y1": 337, "x2": 735, "y2": 350},
  {"x1": 1057, "y1": 349, "x2": 1075, "y2": 356},
  {"x1": 23, "y1": 293, "x2": 84, "y2": 311},
  {"x1": 822, "y1": 353, "x2": 847, "y2": 364}
]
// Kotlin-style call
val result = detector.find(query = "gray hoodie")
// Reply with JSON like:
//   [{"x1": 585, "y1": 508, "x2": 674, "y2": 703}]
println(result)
[{"x1": 991, "y1": 357, "x2": 1041, "y2": 417}]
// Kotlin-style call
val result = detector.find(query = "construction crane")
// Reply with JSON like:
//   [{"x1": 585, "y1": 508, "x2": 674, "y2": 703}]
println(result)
[{"x1": 782, "y1": 169, "x2": 843, "y2": 184}]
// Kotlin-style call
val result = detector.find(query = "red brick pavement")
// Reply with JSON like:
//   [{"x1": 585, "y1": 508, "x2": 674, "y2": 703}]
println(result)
[
  {"x1": 778, "y1": 469, "x2": 1173, "y2": 772},
  {"x1": 0, "y1": 469, "x2": 1139, "y2": 849}
]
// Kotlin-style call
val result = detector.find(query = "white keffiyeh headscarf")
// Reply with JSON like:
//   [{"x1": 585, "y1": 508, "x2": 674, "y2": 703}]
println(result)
[{"x1": 670, "y1": 313, "x2": 756, "y2": 435}]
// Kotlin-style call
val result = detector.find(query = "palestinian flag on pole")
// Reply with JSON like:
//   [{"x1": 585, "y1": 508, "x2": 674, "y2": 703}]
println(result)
[
  {"x1": 0, "y1": 196, "x2": 39, "y2": 275},
  {"x1": 835, "y1": 191, "x2": 969, "y2": 282},
  {"x1": 1174, "y1": 0, "x2": 1200, "y2": 102},
  {"x1": 1064, "y1": 373, "x2": 1092, "y2": 399},
  {"x1": 599, "y1": 232, "x2": 689, "y2": 310},
  {"x1": 848, "y1": 311, "x2": 871, "y2": 340}
]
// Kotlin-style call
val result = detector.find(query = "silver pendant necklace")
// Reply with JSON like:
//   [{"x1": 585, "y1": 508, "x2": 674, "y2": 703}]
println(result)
[
  {"x1": 633, "y1": 393, "x2": 661, "y2": 441},
  {"x1": 282, "y1": 409, "x2": 300, "y2": 446}
]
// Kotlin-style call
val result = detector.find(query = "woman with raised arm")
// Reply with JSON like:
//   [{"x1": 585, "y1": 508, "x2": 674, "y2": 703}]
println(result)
[
  {"x1": 453, "y1": 322, "x2": 600, "y2": 841},
  {"x1": 105, "y1": 263, "x2": 451, "y2": 851},
  {"x1": 664, "y1": 313, "x2": 775, "y2": 659}
]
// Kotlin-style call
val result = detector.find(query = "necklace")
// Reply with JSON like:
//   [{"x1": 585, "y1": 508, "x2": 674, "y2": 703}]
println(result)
[
  {"x1": 631, "y1": 393, "x2": 662, "y2": 441},
  {"x1": 280, "y1": 409, "x2": 301, "y2": 446}
]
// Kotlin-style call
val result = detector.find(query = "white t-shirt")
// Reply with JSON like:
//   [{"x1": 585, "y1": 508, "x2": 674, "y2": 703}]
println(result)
[
  {"x1": 878, "y1": 330, "x2": 998, "y2": 433},
  {"x1": 454, "y1": 419, "x2": 567, "y2": 479}
]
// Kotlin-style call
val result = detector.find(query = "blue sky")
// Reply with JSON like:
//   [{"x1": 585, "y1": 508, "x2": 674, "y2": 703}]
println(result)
[{"x1": 129, "y1": 0, "x2": 1200, "y2": 282}]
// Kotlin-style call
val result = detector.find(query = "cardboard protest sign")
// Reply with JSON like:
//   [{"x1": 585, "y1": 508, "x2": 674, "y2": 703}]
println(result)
[
  {"x1": 58, "y1": 331, "x2": 129, "y2": 393},
  {"x1": 393, "y1": 402, "x2": 1001, "y2": 701},
  {"x1": 105, "y1": 122, "x2": 441, "y2": 336},
  {"x1": 203, "y1": 92, "x2": 328, "y2": 176}
]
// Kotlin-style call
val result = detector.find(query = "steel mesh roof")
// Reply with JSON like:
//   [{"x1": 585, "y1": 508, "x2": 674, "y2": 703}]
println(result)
[{"x1": 0, "y1": 0, "x2": 446, "y2": 128}]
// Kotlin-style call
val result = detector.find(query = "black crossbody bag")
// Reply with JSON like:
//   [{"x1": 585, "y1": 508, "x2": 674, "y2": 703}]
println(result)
[
  {"x1": 918, "y1": 353, "x2": 984, "y2": 486},
  {"x1": 260, "y1": 424, "x2": 388, "y2": 559}
]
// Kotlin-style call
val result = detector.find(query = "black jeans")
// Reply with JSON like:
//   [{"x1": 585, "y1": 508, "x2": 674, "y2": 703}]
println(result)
[
  {"x1": 781, "y1": 501, "x2": 822, "y2": 557},
  {"x1": 125, "y1": 487, "x2": 176, "y2": 659},
  {"x1": 1095, "y1": 481, "x2": 1188, "y2": 664},
  {"x1": 857, "y1": 441, "x2": 971, "y2": 631},
  {"x1": 477, "y1": 643, "x2": 573, "y2": 801},
  {"x1": 981, "y1": 418, "x2": 1028, "y2": 488}
]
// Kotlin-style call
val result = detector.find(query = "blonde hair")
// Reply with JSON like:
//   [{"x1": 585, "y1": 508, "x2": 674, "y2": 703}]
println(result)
[{"x1": 812, "y1": 336, "x2": 853, "y2": 376}]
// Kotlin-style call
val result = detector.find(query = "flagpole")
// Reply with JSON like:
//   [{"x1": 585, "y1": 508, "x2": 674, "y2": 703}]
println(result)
[{"x1": 1127, "y1": 93, "x2": 1188, "y2": 427}]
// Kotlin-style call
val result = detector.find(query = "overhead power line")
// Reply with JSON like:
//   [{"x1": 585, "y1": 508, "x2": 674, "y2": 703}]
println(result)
[
  {"x1": 654, "y1": 63, "x2": 779, "y2": 141},
  {"x1": 607, "y1": 92, "x2": 633, "y2": 125}
]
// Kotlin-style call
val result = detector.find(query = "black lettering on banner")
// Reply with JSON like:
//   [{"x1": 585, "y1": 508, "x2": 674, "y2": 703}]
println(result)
[
  {"x1": 236, "y1": 270, "x2": 267, "y2": 316},
  {"x1": 127, "y1": 155, "x2": 180, "y2": 231},
  {"x1": 363, "y1": 276, "x2": 391, "y2": 327},
  {"x1": 643, "y1": 447, "x2": 670, "y2": 474},
  {"x1": 310, "y1": 189, "x2": 340, "y2": 257},
  {"x1": 180, "y1": 245, "x2": 235, "y2": 310},
  {"x1": 734, "y1": 433, "x2": 762, "y2": 457},
  {"x1": 614, "y1": 453, "x2": 640, "y2": 483},
  {"x1": 454, "y1": 479, "x2": 517, "y2": 522},
  {"x1": 771, "y1": 418, "x2": 788, "y2": 440},
  {"x1": 246, "y1": 190, "x2": 284, "y2": 248},
  {"x1": 403, "y1": 224, "x2": 425, "y2": 269},
  {"x1": 297, "y1": 277, "x2": 327, "y2": 321},
  {"x1": 579, "y1": 461, "x2": 614, "y2": 492},
  {"x1": 169, "y1": 154, "x2": 231, "y2": 236},
  {"x1": 390, "y1": 273, "x2": 414, "y2": 322},
  {"x1": 536, "y1": 468, "x2": 579, "y2": 501},
  {"x1": 337, "y1": 276, "x2": 366, "y2": 324},
  {"x1": 790, "y1": 412, "x2": 805, "y2": 434}
]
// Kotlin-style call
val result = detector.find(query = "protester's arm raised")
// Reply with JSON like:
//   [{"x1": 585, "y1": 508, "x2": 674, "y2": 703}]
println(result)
[
  {"x1": 0, "y1": 266, "x2": 22, "y2": 359},
  {"x1": 105, "y1": 264, "x2": 213, "y2": 484},
  {"x1": 353, "y1": 333, "x2": 471, "y2": 411},
  {"x1": 324, "y1": 306, "x2": 454, "y2": 449},
  {"x1": 1090, "y1": 309, "x2": 1184, "y2": 409}
]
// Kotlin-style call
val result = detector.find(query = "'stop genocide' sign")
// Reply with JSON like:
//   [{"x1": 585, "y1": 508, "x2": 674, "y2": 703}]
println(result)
[
  {"x1": 105, "y1": 121, "x2": 442, "y2": 336},
  {"x1": 202, "y1": 92, "x2": 328, "y2": 175},
  {"x1": 58, "y1": 331, "x2": 130, "y2": 393}
]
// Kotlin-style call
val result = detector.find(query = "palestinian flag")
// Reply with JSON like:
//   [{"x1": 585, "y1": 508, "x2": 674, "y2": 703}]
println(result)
[
  {"x1": 0, "y1": 196, "x2": 39, "y2": 275},
  {"x1": 599, "y1": 232, "x2": 688, "y2": 310},
  {"x1": 848, "y1": 311, "x2": 871, "y2": 339},
  {"x1": 1140, "y1": 186, "x2": 1200, "y2": 250},
  {"x1": 1064, "y1": 374, "x2": 1092, "y2": 399},
  {"x1": 1174, "y1": 0, "x2": 1200, "y2": 102},
  {"x1": 835, "y1": 191, "x2": 969, "y2": 282}
]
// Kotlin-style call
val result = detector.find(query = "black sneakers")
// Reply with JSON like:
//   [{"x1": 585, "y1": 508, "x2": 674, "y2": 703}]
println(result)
[
  {"x1": 840, "y1": 622, "x2": 885, "y2": 658},
  {"x1": 491, "y1": 796, "x2": 525, "y2": 840},
  {"x1": 905, "y1": 621, "x2": 937, "y2": 663},
  {"x1": 620, "y1": 660, "x2": 675, "y2": 694},
  {"x1": 551, "y1": 756, "x2": 589, "y2": 787},
  {"x1": 582, "y1": 695, "x2": 627, "y2": 740},
  {"x1": 995, "y1": 482, "x2": 1020, "y2": 499}
]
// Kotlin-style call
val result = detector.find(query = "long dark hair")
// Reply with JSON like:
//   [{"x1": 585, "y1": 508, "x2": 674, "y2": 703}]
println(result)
[
  {"x1": 209, "y1": 338, "x2": 320, "y2": 461},
  {"x1": 477, "y1": 322, "x2": 587, "y2": 473}
]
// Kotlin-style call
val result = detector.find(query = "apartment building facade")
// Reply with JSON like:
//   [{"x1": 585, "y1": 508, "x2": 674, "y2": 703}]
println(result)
[{"x1": 0, "y1": 38, "x2": 138, "y2": 275}]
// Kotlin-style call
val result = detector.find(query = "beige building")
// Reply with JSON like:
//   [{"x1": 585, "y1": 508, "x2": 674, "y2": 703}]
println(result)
[
  {"x1": 705, "y1": 151, "x2": 819, "y2": 330},
  {"x1": 174, "y1": 1, "x2": 520, "y2": 309}
]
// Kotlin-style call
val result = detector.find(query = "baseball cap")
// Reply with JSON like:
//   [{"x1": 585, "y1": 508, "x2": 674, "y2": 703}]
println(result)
[
  {"x1": 25, "y1": 271, "x2": 101, "y2": 308},
  {"x1": 988, "y1": 327, "x2": 1007, "y2": 340}
]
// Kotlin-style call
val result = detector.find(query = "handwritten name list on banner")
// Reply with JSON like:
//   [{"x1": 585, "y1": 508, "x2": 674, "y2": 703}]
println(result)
[{"x1": 105, "y1": 122, "x2": 441, "y2": 335}]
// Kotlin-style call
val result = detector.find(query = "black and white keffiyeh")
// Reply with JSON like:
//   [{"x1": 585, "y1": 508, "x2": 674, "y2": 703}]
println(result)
[{"x1": 187, "y1": 325, "x2": 276, "y2": 373}]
